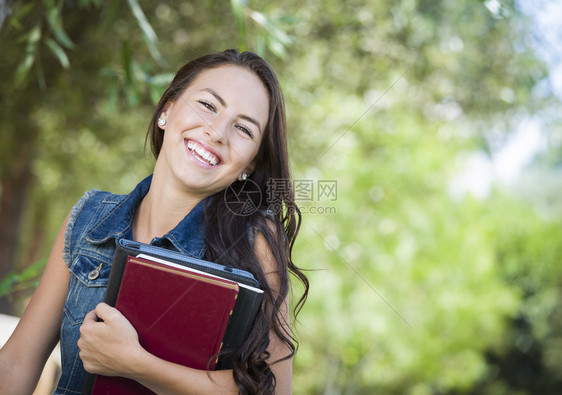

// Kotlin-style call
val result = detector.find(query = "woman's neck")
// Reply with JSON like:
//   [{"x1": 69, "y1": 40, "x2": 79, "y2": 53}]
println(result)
[{"x1": 132, "y1": 173, "x2": 204, "y2": 244}]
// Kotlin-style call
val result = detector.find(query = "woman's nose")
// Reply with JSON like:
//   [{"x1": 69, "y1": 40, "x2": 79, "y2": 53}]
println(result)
[{"x1": 203, "y1": 120, "x2": 226, "y2": 144}]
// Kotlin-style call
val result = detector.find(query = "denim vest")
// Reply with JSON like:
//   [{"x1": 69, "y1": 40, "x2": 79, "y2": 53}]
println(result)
[{"x1": 55, "y1": 175, "x2": 207, "y2": 394}]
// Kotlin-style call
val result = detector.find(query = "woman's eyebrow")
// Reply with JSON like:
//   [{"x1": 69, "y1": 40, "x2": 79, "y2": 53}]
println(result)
[
  {"x1": 201, "y1": 88, "x2": 226, "y2": 107},
  {"x1": 239, "y1": 115, "x2": 262, "y2": 133},
  {"x1": 201, "y1": 88, "x2": 262, "y2": 133}
]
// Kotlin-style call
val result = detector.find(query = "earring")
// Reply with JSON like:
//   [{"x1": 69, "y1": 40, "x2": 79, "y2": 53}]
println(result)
[
  {"x1": 241, "y1": 173, "x2": 248, "y2": 181},
  {"x1": 158, "y1": 118, "x2": 166, "y2": 127}
]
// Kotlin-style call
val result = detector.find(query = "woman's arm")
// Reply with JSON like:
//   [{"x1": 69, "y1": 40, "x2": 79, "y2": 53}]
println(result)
[
  {"x1": 0, "y1": 215, "x2": 71, "y2": 394},
  {"x1": 253, "y1": 229, "x2": 293, "y2": 394},
  {"x1": 78, "y1": 231, "x2": 292, "y2": 394}
]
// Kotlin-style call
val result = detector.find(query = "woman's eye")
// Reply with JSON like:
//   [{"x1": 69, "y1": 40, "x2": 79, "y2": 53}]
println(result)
[
  {"x1": 236, "y1": 125, "x2": 253, "y2": 138},
  {"x1": 198, "y1": 100, "x2": 215, "y2": 112}
]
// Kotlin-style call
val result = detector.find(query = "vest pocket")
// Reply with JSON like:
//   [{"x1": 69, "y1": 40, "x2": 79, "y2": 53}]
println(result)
[
  {"x1": 59, "y1": 256, "x2": 109, "y2": 392},
  {"x1": 63, "y1": 255, "x2": 109, "y2": 326}
]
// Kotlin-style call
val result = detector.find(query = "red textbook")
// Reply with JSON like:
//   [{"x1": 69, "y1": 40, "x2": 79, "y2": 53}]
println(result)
[{"x1": 90, "y1": 256, "x2": 239, "y2": 395}]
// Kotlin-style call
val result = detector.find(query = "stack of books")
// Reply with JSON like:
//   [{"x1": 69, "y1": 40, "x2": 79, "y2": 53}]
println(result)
[{"x1": 82, "y1": 239, "x2": 264, "y2": 395}]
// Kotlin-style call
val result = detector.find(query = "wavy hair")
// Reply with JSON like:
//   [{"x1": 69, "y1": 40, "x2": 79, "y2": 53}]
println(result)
[{"x1": 146, "y1": 49, "x2": 309, "y2": 394}]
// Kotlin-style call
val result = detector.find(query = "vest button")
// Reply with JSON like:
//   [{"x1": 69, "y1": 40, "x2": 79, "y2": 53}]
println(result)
[{"x1": 88, "y1": 269, "x2": 100, "y2": 280}]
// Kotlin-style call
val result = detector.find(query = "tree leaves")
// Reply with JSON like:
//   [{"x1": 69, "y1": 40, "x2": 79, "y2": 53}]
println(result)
[
  {"x1": 44, "y1": 38, "x2": 69, "y2": 68},
  {"x1": 230, "y1": 0, "x2": 294, "y2": 58},
  {"x1": 0, "y1": 260, "x2": 46, "y2": 299},
  {"x1": 12, "y1": 0, "x2": 76, "y2": 87},
  {"x1": 14, "y1": 24, "x2": 40, "y2": 86},
  {"x1": 126, "y1": 0, "x2": 165, "y2": 66},
  {"x1": 44, "y1": 0, "x2": 75, "y2": 50}
]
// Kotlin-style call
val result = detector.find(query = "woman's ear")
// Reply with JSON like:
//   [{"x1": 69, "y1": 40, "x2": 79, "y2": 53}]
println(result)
[
  {"x1": 245, "y1": 161, "x2": 256, "y2": 177},
  {"x1": 162, "y1": 101, "x2": 175, "y2": 117}
]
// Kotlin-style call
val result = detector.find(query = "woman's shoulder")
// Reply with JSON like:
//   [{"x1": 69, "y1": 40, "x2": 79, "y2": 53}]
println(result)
[
  {"x1": 66, "y1": 188, "x2": 120, "y2": 228},
  {"x1": 62, "y1": 188, "x2": 128, "y2": 261},
  {"x1": 247, "y1": 209, "x2": 278, "y2": 245},
  {"x1": 69, "y1": 186, "x2": 135, "y2": 216}
]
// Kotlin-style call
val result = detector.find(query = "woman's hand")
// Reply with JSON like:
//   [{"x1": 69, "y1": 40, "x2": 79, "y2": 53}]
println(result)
[
  {"x1": 78, "y1": 303, "x2": 240, "y2": 394},
  {"x1": 78, "y1": 302, "x2": 143, "y2": 378}
]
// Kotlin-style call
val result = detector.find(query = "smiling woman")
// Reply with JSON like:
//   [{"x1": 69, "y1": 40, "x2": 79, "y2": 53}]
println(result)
[
  {"x1": 151, "y1": 64, "x2": 269, "y2": 203},
  {"x1": 0, "y1": 50, "x2": 309, "y2": 395}
]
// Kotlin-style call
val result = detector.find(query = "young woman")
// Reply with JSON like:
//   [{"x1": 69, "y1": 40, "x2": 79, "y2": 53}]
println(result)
[{"x1": 0, "y1": 49, "x2": 309, "y2": 394}]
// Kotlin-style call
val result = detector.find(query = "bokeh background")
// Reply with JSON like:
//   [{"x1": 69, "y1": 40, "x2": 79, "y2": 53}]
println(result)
[{"x1": 1, "y1": 1, "x2": 562, "y2": 393}]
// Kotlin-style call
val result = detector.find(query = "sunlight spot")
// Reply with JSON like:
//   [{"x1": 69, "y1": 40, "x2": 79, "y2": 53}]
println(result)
[{"x1": 485, "y1": 0, "x2": 501, "y2": 15}]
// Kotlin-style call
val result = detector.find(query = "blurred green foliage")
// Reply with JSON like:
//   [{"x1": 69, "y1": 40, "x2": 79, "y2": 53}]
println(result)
[
  {"x1": 0, "y1": 259, "x2": 45, "y2": 298},
  {"x1": 1, "y1": 0, "x2": 561, "y2": 393}
]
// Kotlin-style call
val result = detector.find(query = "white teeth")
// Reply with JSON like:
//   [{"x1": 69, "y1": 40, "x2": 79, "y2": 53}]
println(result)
[{"x1": 187, "y1": 141, "x2": 219, "y2": 166}]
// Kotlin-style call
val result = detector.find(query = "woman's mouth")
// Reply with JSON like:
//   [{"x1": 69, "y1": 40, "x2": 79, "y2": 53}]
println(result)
[{"x1": 186, "y1": 140, "x2": 221, "y2": 166}]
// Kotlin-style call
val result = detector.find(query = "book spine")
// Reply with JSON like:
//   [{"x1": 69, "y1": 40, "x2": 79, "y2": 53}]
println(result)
[
  {"x1": 103, "y1": 244, "x2": 128, "y2": 306},
  {"x1": 216, "y1": 287, "x2": 264, "y2": 370}
]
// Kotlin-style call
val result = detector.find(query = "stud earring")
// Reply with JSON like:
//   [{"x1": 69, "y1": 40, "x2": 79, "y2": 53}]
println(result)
[
  {"x1": 241, "y1": 173, "x2": 248, "y2": 181},
  {"x1": 158, "y1": 118, "x2": 166, "y2": 127}
]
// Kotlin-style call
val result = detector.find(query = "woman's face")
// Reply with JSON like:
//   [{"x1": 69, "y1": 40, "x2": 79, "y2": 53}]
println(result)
[{"x1": 156, "y1": 65, "x2": 269, "y2": 198}]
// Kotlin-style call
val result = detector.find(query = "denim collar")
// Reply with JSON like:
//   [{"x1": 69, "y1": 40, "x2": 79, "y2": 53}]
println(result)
[{"x1": 86, "y1": 174, "x2": 207, "y2": 258}]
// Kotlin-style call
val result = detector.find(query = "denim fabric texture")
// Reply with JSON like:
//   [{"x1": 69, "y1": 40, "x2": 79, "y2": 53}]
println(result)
[{"x1": 54, "y1": 175, "x2": 207, "y2": 394}]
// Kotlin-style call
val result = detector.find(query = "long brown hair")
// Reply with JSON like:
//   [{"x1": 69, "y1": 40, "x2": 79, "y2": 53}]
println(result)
[{"x1": 147, "y1": 49, "x2": 309, "y2": 394}]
